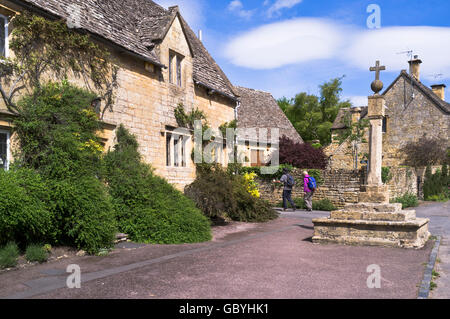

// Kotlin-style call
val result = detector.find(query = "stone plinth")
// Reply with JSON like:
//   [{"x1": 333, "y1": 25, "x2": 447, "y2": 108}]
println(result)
[
  {"x1": 312, "y1": 202, "x2": 430, "y2": 249},
  {"x1": 359, "y1": 185, "x2": 390, "y2": 204}
]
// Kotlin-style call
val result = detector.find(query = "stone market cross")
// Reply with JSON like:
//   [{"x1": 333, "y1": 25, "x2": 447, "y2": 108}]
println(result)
[{"x1": 312, "y1": 60, "x2": 430, "y2": 249}]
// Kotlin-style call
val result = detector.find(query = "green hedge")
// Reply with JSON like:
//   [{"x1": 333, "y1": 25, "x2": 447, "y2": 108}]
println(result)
[
  {"x1": 103, "y1": 125, "x2": 212, "y2": 244},
  {"x1": 277, "y1": 198, "x2": 337, "y2": 211},
  {"x1": 0, "y1": 169, "x2": 55, "y2": 248},
  {"x1": 48, "y1": 177, "x2": 117, "y2": 254}
]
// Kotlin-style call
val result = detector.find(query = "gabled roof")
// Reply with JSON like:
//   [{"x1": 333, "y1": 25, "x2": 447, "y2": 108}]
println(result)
[
  {"x1": 382, "y1": 70, "x2": 450, "y2": 114},
  {"x1": 12, "y1": 0, "x2": 238, "y2": 101},
  {"x1": 235, "y1": 86, "x2": 304, "y2": 144}
]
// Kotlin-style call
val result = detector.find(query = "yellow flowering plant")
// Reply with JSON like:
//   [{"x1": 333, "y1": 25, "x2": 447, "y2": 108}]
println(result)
[{"x1": 243, "y1": 172, "x2": 260, "y2": 198}]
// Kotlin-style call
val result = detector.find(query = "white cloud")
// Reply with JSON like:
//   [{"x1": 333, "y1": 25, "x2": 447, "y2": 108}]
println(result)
[
  {"x1": 224, "y1": 19, "x2": 450, "y2": 80},
  {"x1": 224, "y1": 18, "x2": 349, "y2": 69},
  {"x1": 346, "y1": 96, "x2": 368, "y2": 107},
  {"x1": 345, "y1": 26, "x2": 450, "y2": 81},
  {"x1": 227, "y1": 0, "x2": 255, "y2": 20},
  {"x1": 267, "y1": 0, "x2": 303, "y2": 17},
  {"x1": 156, "y1": 0, "x2": 205, "y2": 31}
]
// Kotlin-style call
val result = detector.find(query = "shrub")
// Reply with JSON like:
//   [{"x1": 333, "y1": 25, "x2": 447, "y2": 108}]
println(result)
[
  {"x1": 277, "y1": 198, "x2": 336, "y2": 211},
  {"x1": 48, "y1": 177, "x2": 117, "y2": 254},
  {"x1": 0, "y1": 168, "x2": 55, "y2": 248},
  {"x1": 25, "y1": 244, "x2": 49, "y2": 263},
  {"x1": 103, "y1": 125, "x2": 212, "y2": 244},
  {"x1": 185, "y1": 164, "x2": 279, "y2": 222},
  {"x1": 392, "y1": 193, "x2": 419, "y2": 209},
  {"x1": 423, "y1": 165, "x2": 449, "y2": 201},
  {"x1": 382, "y1": 167, "x2": 393, "y2": 184},
  {"x1": 313, "y1": 199, "x2": 337, "y2": 211},
  {"x1": 0, "y1": 242, "x2": 20, "y2": 269},
  {"x1": 279, "y1": 136, "x2": 328, "y2": 169},
  {"x1": 13, "y1": 81, "x2": 103, "y2": 180}
]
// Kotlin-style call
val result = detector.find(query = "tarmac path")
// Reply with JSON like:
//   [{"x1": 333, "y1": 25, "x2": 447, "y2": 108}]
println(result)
[{"x1": 0, "y1": 209, "x2": 434, "y2": 299}]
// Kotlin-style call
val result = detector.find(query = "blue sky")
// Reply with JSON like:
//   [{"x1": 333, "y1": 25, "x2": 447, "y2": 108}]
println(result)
[{"x1": 156, "y1": 0, "x2": 450, "y2": 105}]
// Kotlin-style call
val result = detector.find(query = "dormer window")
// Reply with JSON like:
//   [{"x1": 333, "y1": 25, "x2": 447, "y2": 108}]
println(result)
[
  {"x1": 0, "y1": 14, "x2": 9, "y2": 58},
  {"x1": 169, "y1": 50, "x2": 183, "y2": 87}
]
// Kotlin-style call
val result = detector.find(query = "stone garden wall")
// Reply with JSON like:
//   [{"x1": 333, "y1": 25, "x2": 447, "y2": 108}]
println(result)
[
  {"x1": 257, "y1": 166, "x2": 433, "y2": 208},
  {"x1": 257, "y1": 169, "x2": 366, "y2": 209}
]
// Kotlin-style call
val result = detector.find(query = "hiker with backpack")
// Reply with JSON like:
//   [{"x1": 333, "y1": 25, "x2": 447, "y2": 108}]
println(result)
[
  {"x1": 277, "y1": 168, "x2": 297, "y2": 211},
  {"x1": 303, "y1": 171, "x2": 316, "y2": 212}
]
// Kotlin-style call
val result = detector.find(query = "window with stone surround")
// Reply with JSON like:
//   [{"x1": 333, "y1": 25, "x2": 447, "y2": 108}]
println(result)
[
  {"x1": 382, "y1": 116, "x2": 387, "y2": 133},
  {"x1": 168, "y1": 50, "x2": 183, "y2": 87},
  {"x1": 165, "y1": 128, "x2": 190, "y2": 167},
  {"x1": 0, "y1": 129, "x2": 10, "y2": 170},
  {"x1": 0, "y1": 14, "x2": 9, "y2": 57}
]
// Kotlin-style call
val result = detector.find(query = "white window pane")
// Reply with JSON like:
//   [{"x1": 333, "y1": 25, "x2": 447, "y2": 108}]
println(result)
[
  {"x1": 0, "y1": 132, "x2": 8, "y2": 170},
  {"x1": 0, "y1": 17, "x2": 5, "y2": 57}
]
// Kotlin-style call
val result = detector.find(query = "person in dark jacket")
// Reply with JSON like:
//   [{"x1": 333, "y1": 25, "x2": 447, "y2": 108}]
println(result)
[{"x1": 277, "y1": 168, "x2": 296, "y2": 211}]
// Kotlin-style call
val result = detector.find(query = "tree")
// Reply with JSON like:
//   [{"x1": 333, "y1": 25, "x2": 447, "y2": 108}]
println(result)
[
  {"x1": 401, "y1": 135, "x2": 449, "y2": 168},
  {"x1": 278, "y1": 77, "x2": 352, "y2": 146},
  {"x1": 278, "y1": 136, "x2": 328, "y2": 169}
]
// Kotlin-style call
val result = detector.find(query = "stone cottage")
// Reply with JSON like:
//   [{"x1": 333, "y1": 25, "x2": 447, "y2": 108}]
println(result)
[
  {"x1": 0, "y1": 0, "x2": 300, "y2": 188},
  {"x1": 234, "y1": 86, "x2": 304, "y2": 167},
  {"x1": 328, "y1": 56, "x2": 450, "y2": 170},
  {"x1": 0, "y1": 0, "x2": 242, "y2": 189}
]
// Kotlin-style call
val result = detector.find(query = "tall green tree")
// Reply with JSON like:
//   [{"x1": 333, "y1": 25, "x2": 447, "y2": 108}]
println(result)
[{"x1": 278, "y1": 77, "x2": 352, "y2": 146}]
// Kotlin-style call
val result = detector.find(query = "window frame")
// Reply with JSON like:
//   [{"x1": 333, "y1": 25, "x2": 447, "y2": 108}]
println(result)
[
  {"x1": 0, "y1": 129, "x2": 11, "y2": 171},
  {"x1": 165, "y1": 128, "x2": 191, "y2": 168},
  {"x1": 0, "y1": 14, "x2": 9, "y2": 58}
]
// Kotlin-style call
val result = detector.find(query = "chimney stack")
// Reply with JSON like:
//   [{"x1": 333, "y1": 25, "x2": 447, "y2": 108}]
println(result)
[
  {"x1": 408, "y1": 55, "x2": 422, "y2": 81},
  {"x1": 431, "y1": 84, "x2": 446, "y2": 101}
]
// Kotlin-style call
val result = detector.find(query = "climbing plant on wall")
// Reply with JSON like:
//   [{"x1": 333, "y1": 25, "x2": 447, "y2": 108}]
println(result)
[{"x1": 0, "y1": 11, "x2": 118, "y2": 117}]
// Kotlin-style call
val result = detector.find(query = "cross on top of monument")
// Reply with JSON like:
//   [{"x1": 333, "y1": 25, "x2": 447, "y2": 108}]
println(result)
[
  {"x1": 370, "y1": 60, "x2": 386, "y2": 94},
  {"x1": 370, "y1": 60, "x2": 386, "y2": 81}
]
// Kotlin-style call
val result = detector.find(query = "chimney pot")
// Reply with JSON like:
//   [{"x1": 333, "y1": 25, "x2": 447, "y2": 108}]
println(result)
[
  {"x1": 431, "y1": 84, "x2": 446, "y2": 101},
  {"x1": 198, "y1": 29, "x2": 203, "y2": 42},
  {"x1": 408, "y1": 56, "x2": 422, "y2": 81}
]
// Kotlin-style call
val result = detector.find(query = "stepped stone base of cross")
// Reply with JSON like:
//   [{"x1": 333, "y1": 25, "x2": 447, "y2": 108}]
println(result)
[{"x1": 311, "y1": 64, "x2": 430, "y2": 249}]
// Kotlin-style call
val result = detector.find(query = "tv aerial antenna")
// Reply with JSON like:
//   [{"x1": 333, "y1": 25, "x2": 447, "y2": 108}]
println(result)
[
  {"x1": 396, "y1": 50, "x2": 415, "y2": 108},
  {"x1": 429, "y1": 73, "x2": 444, "y2": 81},
  {"x1": 397, "y1": 50, "x2": 414, "y2": 61}
]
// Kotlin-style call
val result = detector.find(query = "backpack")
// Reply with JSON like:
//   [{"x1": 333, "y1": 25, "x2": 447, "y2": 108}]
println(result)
[
  {"x1": 308, "y1": 176, "x2": 317, "y2": 190},
  {"x1": 286, "y1": 175, "x2": 296, "y2": 188}
]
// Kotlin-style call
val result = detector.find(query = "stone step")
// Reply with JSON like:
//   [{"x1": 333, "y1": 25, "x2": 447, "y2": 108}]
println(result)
[
  {"x1": 330, "y1": 210, "x2": 416, "y2": 222},
  {"x1": 344, "y1": 202, "x2": 403, "y2": 213}
]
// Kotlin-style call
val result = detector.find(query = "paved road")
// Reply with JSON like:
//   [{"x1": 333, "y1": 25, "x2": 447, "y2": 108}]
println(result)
[
  {"x1": 415, "y1": 201, "x2": 450, "y2": 299},
  {"x1": 0, "y1": 210, "x2": 433, "y2": 299}
]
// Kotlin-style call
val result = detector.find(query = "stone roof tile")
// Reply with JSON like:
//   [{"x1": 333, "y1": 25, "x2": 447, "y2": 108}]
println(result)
[{"x1": 235, "y1": 86, "x2": 304, "y2": 144}]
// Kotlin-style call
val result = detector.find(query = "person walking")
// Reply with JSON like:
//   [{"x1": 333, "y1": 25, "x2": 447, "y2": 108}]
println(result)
[
  {"x1": 278, "y1": 168, "x2": 297, "y2": 212},
  {"x1": 303, "y1": 171, "x2": 316, "y2": 212}
]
